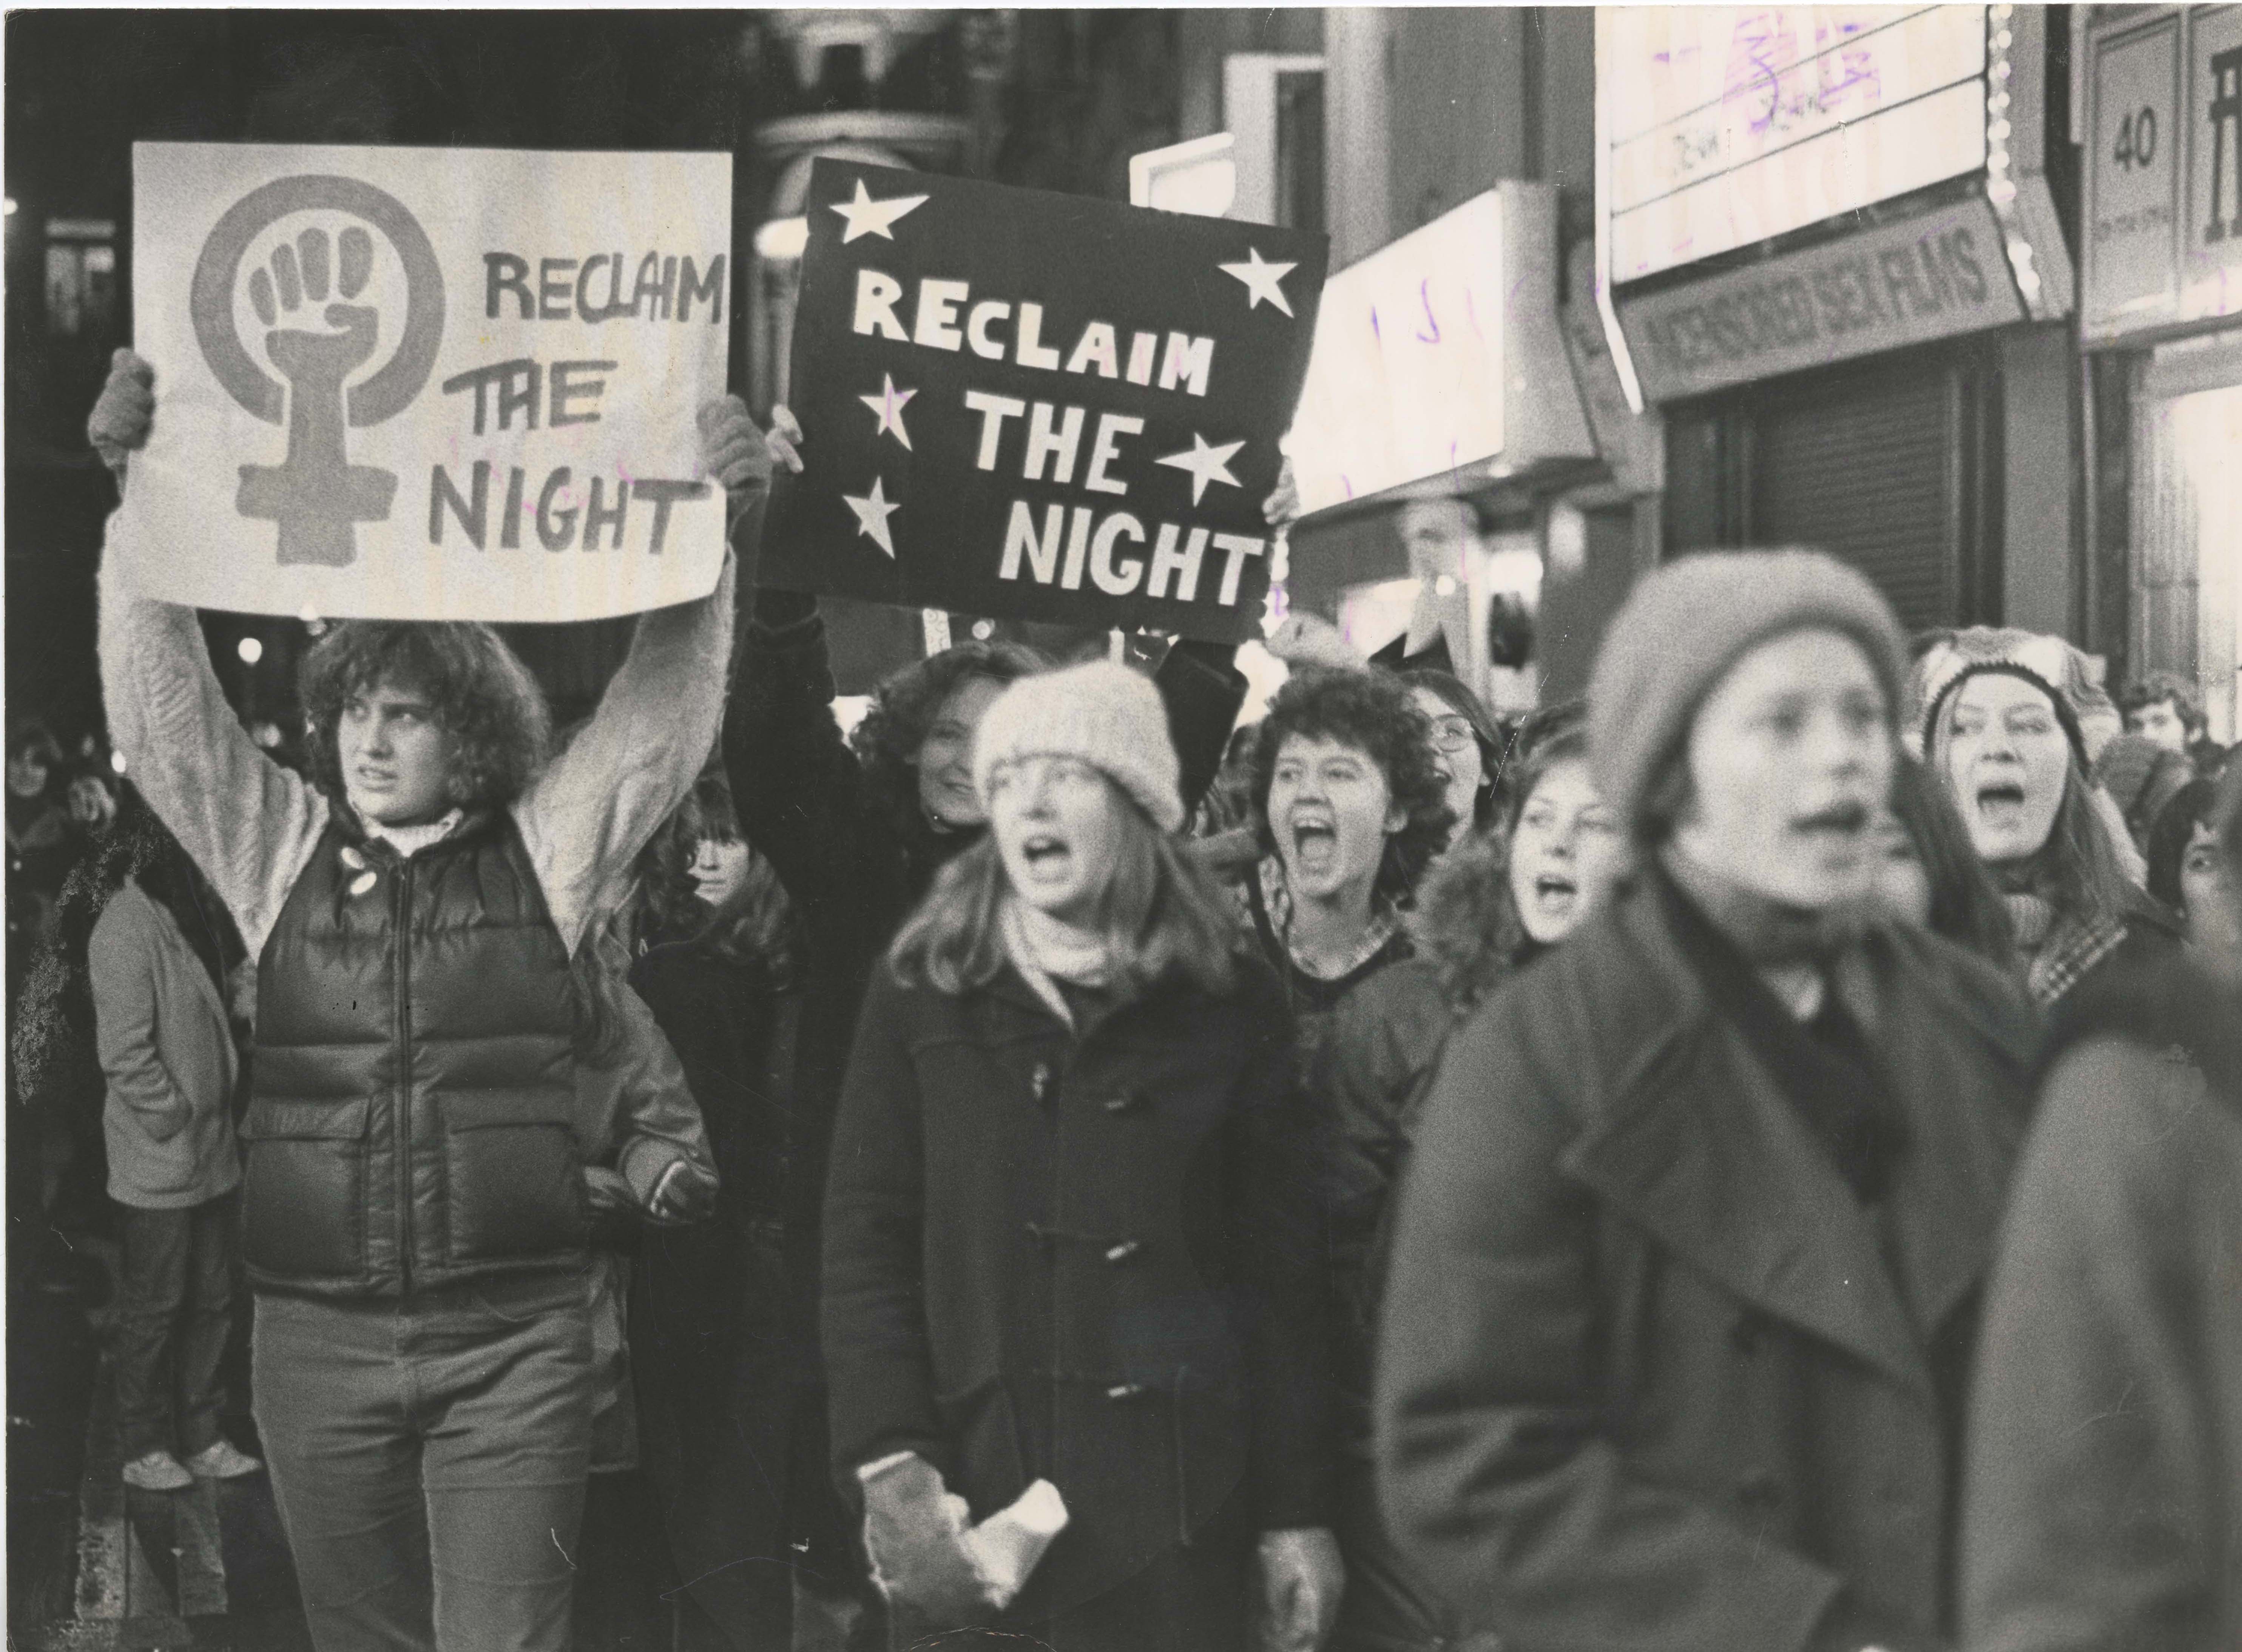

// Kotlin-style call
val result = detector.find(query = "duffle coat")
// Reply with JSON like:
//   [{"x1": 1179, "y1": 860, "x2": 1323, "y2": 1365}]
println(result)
[
  {"x1": 1376, "y1": 876, "x2": 2039, "y2": 1652},
  {"x1": 821, "y1": 951, "x2": 1336, "y2": 1625}
]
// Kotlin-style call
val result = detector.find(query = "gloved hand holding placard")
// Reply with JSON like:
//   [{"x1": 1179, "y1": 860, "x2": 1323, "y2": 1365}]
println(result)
[
  {"x1": 111, "y1": 141, "x2": 732, "y2": 622},
  {"x1": 764, "y1": 159, "x2": 1327, "y2": 644}
]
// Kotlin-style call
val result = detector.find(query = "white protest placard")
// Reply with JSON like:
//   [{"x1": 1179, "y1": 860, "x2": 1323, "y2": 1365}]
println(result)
[{"x1": 113, "y1": 142, "x2": 733, "y2": 621}]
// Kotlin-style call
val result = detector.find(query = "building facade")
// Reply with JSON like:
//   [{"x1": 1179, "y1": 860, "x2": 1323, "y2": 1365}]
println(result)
[
  {"x1": 1179, "y1": 7, "x2": 2158, "y2": 719},
  {"x1": 2077, "y1": 3, "x2": 2242, "y2": 742}
]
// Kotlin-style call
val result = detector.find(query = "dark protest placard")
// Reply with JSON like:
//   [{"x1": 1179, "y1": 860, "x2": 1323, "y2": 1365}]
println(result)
[{"x1": 764, "y1": 160, "x2": 1327, "y2": 643}]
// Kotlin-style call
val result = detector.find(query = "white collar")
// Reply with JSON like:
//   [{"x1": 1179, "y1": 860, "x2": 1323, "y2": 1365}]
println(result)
[{"x1": 358, "y1": 806, "x2": 465, "y2": 859}]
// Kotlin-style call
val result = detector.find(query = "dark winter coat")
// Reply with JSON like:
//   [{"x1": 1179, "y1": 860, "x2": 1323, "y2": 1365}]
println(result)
[
  {"x1": 1962, "y1": 957, "x2": 2242, "y2": 1652},
  {"x1": 243, "y1": 812, "x2": 586, "y2": 1297},
  {"x1": 1315, "y1": 830, "x2": 1532, "y2": 1447},
  {"x1": 821, "y1": 953, "x2": 1336, "y2": 1624},
  {"x1": 721, "y1": 590, "x2": 1252, "y2": 1297},
  {"x1": 1377, "y1": 874, "x2": 2040, "y2": 1652},
  {"x1": 628, "y1": 938, "x2": 852, "y2": 1644}
]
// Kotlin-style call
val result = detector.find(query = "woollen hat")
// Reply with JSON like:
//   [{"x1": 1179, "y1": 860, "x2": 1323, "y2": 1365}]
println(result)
[
  {"x1": 972, "y1": 659, "x2": 1184, "y2": 833},
  {"x1": 1588, "y1": 550, "x2": 1909, "y2": 842},
  {"x1": 1910, "y1": 626, "x2": 2117, "y2": 769}
]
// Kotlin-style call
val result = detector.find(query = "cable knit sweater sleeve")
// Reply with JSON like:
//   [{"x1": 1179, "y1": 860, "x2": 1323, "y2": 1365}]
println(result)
[
  {"x1": 97, "y1": 531, "x2": 327, "y2": 958},
  {"x1": 514, "y1": 552, "x2": 736, "y2": 958}
]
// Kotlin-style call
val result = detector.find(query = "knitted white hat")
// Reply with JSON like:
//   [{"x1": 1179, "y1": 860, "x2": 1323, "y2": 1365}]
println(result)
[{"x1": 972, "y1": 659, "x2": 1183, "y2": 833}]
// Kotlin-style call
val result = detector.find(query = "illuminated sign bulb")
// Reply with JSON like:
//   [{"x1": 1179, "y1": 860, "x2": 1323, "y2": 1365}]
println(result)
[
  {"x1": 754, "y1": 216, "x2": 810, "y2": 261},
  {"x1": 236, "y1": 636, "x2": 264, "y2": 665}
]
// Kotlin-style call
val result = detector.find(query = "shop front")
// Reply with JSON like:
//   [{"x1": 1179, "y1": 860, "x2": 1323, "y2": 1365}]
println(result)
[
  {"x1": 1595, "y1": 5, "x2": 2079, "y2": 638},
  {"x1": 1282, "y1": 180, "x2": 1604, "y2": 716},
  {"x1": 2081, "y1": 3, "x2": 2242, "y2": 742}
]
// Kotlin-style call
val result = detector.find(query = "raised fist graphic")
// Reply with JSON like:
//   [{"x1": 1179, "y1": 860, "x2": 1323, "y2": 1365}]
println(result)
[
  {"x1": 234, "y1": 226, "x2": 397, "y2": 567},
  {"x1": 191, "y1": 174, "x2": 444, "y2": 570}
]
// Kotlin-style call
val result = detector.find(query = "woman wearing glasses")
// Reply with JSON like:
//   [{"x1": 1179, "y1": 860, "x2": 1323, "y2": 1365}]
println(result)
[{"x1": 1400, "y1": 671, "x2": 1501, "y2": 851}]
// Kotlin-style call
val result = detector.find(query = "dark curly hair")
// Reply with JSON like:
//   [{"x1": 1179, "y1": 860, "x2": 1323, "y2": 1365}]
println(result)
[
  {"x1": 849, "y1": 637, "x2": 1047, "y2": 835},
  {"x1": 298, "y1": 622, "x2": 552, "y2": 811},
  {"x1": 2117, "y1": 669, "x2": 2206, "y2": 737},
  {"x1": 1249, "y1": 666, "x2": 1453, "y2": 908}
]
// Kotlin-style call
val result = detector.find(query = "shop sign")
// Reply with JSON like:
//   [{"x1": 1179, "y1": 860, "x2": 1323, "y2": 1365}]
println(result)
[
  {"x1": 1286, "y1": 191, "x2": 1509, "y2": 515},
  {"x1": 1600, "y1": 5, "x2": 1989, "y2": 283},
  {"x1": 1616, "y1": 195, "x2": 2023, "y2": 400},
  {"x1": 764, "y1": 160, "x2": 1326, "y2": 643},
  {"x1": 113, "y1": 142, "x2": 733, "y2": 622},
  {"x1": 2084, "y1": 5, "x2": 2242, "y2": 343}
]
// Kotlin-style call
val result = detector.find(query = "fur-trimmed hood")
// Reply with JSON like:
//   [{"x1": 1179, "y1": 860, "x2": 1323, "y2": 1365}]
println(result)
[{"x1": 1404, "y1": 829, "x2": 1528, "y2": 1014}]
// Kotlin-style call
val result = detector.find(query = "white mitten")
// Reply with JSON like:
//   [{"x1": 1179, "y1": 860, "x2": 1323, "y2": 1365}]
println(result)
[
  {"x1": 959, "y1": 1480, "x2": 1069, "y2": 1609},
  {"x1": 859, "y1": 1454, "x2": 1070, "y2": 1620}
]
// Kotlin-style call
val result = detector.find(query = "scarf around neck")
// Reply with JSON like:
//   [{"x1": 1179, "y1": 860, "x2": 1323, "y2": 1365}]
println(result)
[
  {"x1": 1000, "y1": 896, "x2": 1111, "y2": 1026},
  {"x1": 1992, "y1": 856, "x2": 2126, "y2": 1008},
  {"x1": 1657, "y1": 846, "x2": 1862, "y2": 968}
]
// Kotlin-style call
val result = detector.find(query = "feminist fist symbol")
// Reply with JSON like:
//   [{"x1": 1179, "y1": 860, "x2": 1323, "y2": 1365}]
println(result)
[
  {"x1": 190, "y1": 174, "x2": 444, "y2": 569},
  {"x1": 234, "y1": 227, "x2": 396, "y2": 567}
]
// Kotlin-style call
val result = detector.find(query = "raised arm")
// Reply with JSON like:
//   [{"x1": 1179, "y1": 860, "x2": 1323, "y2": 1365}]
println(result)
[
  {"x1": 515, "y1": 396, "x2": 767, "y2": 956},
  {"x1": 723, "y1": 586, "x2": 876, "y2": 908},
  {"x1": 1156, "y1": 639, "x2": 1248, "y2": 823},
  {"x1": 91, "y1": 351, "x2": 326, "y2": 955}
]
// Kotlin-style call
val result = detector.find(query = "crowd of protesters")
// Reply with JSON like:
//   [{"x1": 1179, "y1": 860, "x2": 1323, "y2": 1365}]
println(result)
[{"x1": 6, "y1": 344, "x2": 2239, "y2": 1652}]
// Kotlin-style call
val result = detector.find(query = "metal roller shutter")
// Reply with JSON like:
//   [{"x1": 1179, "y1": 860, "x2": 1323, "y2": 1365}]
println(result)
[{"x1": 1748, "y1": 360, "x2": 1959, "y2": 634}]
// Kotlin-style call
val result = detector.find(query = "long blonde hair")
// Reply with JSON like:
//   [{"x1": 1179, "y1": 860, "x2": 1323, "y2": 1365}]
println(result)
[{"x1": 889, "y1": 785, "x2": 1240, "y2": 1004}]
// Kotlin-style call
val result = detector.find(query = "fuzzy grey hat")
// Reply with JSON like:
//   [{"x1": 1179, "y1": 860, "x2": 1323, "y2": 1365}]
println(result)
[
  {"x1": 972, "y1": 659, "x2": 1183, "y2": 834},
  {"x1": 1588, "y1": 551, "x2": 1909, "y2": 842}
]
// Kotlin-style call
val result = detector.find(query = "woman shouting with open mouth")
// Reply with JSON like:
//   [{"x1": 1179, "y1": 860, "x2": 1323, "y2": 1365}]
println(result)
[{"x1": 821, "y1": 659, "x2": 1342, "y2": 1652}]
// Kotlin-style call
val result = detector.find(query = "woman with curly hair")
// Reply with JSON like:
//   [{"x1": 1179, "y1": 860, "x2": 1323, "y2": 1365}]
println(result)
[
  {"x1": 1306, "y1": 699, "x2": 1618, "y2": 1652},
  {"x1": 87, "y1": 350, "x2": 759, "y2": 1650},
  {"x1": 1240, "y1": 666, "x2": 1452, "y2": 1062},
  {"x1": 823, "y1": 660, "x2": 1339, "y2": 1652}
]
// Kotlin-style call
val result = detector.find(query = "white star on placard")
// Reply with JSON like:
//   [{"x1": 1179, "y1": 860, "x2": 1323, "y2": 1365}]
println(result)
[
  {"x1": 858, "y1": 375, "x2": 918, "y2": 450},
  {"x1": 843, "y1": 475, "x2": 900, "y2": 558},
  {"x1": 830, "y1": 179, "x2": 929, "y2": 243},
  {"x1": 1155, "y1": 433, "x2": 1246, "y2": 506},
  {"x1": 1218, "y1": 247, "x2": 1297, "y2": 316}
]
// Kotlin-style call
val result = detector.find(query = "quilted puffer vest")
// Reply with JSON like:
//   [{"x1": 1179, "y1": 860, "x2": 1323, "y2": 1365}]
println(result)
[{"x1": 240, "y1": 811, "x2": 588, "y2": 1297}]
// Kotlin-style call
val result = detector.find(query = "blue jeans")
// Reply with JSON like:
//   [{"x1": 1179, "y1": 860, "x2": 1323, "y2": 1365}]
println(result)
[{"x1": 252, "y1": 1271, "x2": 595, "y2": 1652}]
